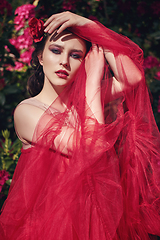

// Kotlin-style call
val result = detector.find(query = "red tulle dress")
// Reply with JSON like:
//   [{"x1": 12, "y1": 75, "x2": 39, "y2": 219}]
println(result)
[{"x1": 0, "y1": 22, "x2": 160, "y2": 240}]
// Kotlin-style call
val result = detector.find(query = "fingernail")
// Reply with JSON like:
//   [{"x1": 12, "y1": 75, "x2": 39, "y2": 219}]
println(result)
[{"x1": 44, "y1": 27, "x2": 48, "y2": 32}]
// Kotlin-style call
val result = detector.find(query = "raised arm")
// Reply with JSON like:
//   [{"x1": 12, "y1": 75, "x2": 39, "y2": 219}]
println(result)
[
  {"x1": 44, "y1": 11, "x2": 92, "y2": 34},
  {"x1": 44, "y1": 12, "x2": 143, "y2": 100},
  {"x1": 85, "y1": 44, "x2": 105, "y2": 124},
  {"x1": 104, "y1": 51, "x2": 143, "y2": 97}
]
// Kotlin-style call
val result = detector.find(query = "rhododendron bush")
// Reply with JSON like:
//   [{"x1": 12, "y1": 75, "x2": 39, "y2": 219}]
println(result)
[{"x1": 0, "y1": 0, "x2": 160, "y2": 207}]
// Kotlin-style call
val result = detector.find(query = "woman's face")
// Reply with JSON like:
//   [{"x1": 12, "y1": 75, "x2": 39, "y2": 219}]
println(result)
[{"x1": 39, "y1": 31, "x2": 87, "y2": 91}]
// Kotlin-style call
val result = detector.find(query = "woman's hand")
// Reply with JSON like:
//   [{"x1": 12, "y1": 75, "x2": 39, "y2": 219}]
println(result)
[
  {"x1": 44, "y1": 11, "x2": 92, "y2": 34},
  {"x1": 85, "y1": 44, "x2": 105, "y2": 86}
]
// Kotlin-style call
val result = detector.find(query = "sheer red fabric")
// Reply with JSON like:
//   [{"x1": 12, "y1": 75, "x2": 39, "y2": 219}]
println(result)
[{"x1": 0, "y1": 22, "x2": 160, "y2": 240}]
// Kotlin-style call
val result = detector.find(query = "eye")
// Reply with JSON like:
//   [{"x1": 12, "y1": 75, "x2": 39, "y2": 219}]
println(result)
[
  {"x1": 70, "y1": 53, "x2": 82, "y2": 59},
  {"x1": 51, "y1": 48, "x2": 61, "y2": 54}
]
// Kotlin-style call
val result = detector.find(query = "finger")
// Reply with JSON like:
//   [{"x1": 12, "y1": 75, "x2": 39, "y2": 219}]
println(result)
[
  {"x1": 45, "y1": 20, "x2": 68, "y2": 34},
  {"x1": 44, "y1": 16, "x2": 55, "y2": 27},
  {"x1": 91, "y1": 43, "x2": 100, "y2": 53},
  {"x1": 91, "y1": 43, "x2": 97, "y2": 50},
  {"x1": 44, "y1": 14, "x2": 63, "y2": 32},
  {"x1": 44, "y1": 13, "x2": 63, "y2": 26},
  {"x1": 98, "y1": 46, "x2": 103, "y2": 53},
  {"x1": 44, "y1": 16, "x2": 70, "y2": 34},
  {"x1": 56, "y1": 20, "x2": 72, "y2": 34},
  {"x1": 44, "y1": 19, "x2": 63, "y2": 33}
]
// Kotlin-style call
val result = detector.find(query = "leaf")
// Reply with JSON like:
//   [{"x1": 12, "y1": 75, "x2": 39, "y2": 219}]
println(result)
[
  {"x1": 5, "y1": 160, "x2": 14, "y2": 170},
  {"x1": 5, "y1": 139, "x2": 12, "y2": 150},
  {"x1": 2, "y1": 129, "x2": 10, "y2": 139},
  {"x1": 4, "y1": 56, "x2": 15, "y2": 66},
  {"x1": 11, "y1": 139, "x2": 22, "y2": 153},
  {"x1": 7, "y1": 42, "x2": 20, "y2": 58},
  {"x1": 5, "y1": 179, "x2": 12, "y2": 186},
  {"x1": 3, "y1": 85, "x2": 20, "y2": 95},
  {"x1": 0, "y1": 139, "x2": 4, "y2": 148},
  {"x1": 149, "y1": 31, "x2": 160, "y2": 40},
  {"x1": 0, "y1": 92, "x2": 6, "y2": 105}
]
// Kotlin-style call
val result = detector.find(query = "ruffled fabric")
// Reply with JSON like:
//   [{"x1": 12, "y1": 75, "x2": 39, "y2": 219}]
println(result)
[{"x1": 0, "y1": 21, "x2": 160, "y2": 240}]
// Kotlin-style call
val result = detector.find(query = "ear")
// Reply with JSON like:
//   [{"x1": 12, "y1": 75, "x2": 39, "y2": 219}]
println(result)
[{"x1": 38, "y1": 53, "x2": 43, "y2": 66}]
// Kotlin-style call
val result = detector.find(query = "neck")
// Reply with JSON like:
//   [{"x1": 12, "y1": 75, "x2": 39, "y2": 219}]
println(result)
[{"x1": 35, "y1": 78, "x2": 67, "y2": 106}]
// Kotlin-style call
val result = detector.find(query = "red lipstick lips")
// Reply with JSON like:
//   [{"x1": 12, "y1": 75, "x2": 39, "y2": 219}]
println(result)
[{"x1": 55, "y1": 70, "x2": 69, "y2": 79}]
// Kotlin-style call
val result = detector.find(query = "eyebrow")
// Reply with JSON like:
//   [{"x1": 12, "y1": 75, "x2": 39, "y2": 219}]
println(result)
[{"x1": 49, "y1": 44, "x2": 84, "y2": 53}]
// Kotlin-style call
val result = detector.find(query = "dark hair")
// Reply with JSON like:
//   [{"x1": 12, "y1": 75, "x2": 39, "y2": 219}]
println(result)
[
  {"x1": 27, "y1": 34, "x2": 49, "y2": 97},
  {"x1": 27, "y1": 32, "x2": 91, "y2": 97}
]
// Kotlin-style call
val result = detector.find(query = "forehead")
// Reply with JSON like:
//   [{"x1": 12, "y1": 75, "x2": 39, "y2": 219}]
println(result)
[{"x1": 47, "y1": 31, "x2": 86, "y2": 50}]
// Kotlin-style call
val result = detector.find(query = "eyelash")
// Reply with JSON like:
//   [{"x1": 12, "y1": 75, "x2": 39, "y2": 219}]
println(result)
[
  {"x1": 51, "y1": 49, "x2": 82, "y2": 59},
  {"x1": 51, "y1": 49, "x2": 61, "y2": 54},
  {"x1": 71, "y1": 54, "x2": 81, "y2": 59}
]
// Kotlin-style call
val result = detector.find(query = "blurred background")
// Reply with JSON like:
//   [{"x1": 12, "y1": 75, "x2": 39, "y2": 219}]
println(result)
[{"x1": 0, "y1": 0, "x2": 160, "y2": 207}]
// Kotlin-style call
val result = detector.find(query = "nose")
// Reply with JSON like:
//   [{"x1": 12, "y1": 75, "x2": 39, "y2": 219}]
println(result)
[{"x1": 59, "y1": 53, "x2": 69, "y2": 67}]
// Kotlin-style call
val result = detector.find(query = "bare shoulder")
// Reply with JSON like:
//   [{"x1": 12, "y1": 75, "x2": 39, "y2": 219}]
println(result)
[
  {"x1": 14, "y1": 100, "x2": 45, "y2": 143},
  {"x1": 14, "y1": 100, "x2": 45, "y2": 122}
]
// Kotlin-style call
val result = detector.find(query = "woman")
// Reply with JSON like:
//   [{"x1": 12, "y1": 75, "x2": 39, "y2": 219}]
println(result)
[{"x1": 0, "y1": 11, "x2": 160, "y2": 240}]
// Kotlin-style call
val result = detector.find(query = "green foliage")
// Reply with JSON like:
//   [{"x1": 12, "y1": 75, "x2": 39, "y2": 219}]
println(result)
[
  {"x1": 0, "y1": 130, "x2": 22, "y2": 209},
  {"x1": 0, "y1": 130, "x2": 21, "y2": 170}
]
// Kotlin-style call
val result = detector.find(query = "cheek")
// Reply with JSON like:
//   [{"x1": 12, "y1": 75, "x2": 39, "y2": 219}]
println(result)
[
  {"x1": 71, "y1": 61, "x2": 82, "y2": 76},
  {"x1": 43, "y1": 51, "x2": 58, "y2": 66},
  {"x1": 42, "y1": 53, "x2": 57, "y2": 76}
]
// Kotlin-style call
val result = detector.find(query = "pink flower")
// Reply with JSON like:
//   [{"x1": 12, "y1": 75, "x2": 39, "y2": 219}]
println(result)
[
  {"x1": 14, "y1": 18, "x2": 25, "y2": 31},
  {"x1": 143, "y1": 56, "x2": 160, "y2": 69},
  {"x1": 20, "y1": 48, "x2": 34, "y2": 64},
  {"x1": 17, "y1": 28, "x2": 33, "y2": 49},
  {"x1": 14, "y1": 4, "x2": 35, "y2": 31},
  {"x1": 7, "y1": 61, "x2": 24, "y2": 71},
  {"x1": 158, "y1": 96, "x2": 160, "y2": 113},
  {"x1": 0, "y1": 170, "x2": 10, "y2": 193},
  {"x1": 155, "y1": 71, "x2": 160, "y2": 80},
  {"x1": 15, "y1": 62, "x2": 24, "y2": 70},
  {"x1": 0, "y1": 0, "x2": 12, "y2": 16},
  {"x1": 5, "y1": 45, "x2": 10, "y2": 52},
  {"x1": 15, "y1": 4, "x2": 35, "y2": 20},
  {"x1": 9, "y1": 28, "x2": 33, "y2": 52},
  {"x1": 8, "y1": 4, "x2": 36, "y2": 71},
  {"x1": 9, "y1": 38, "x2": 16, "y2": 46}
]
